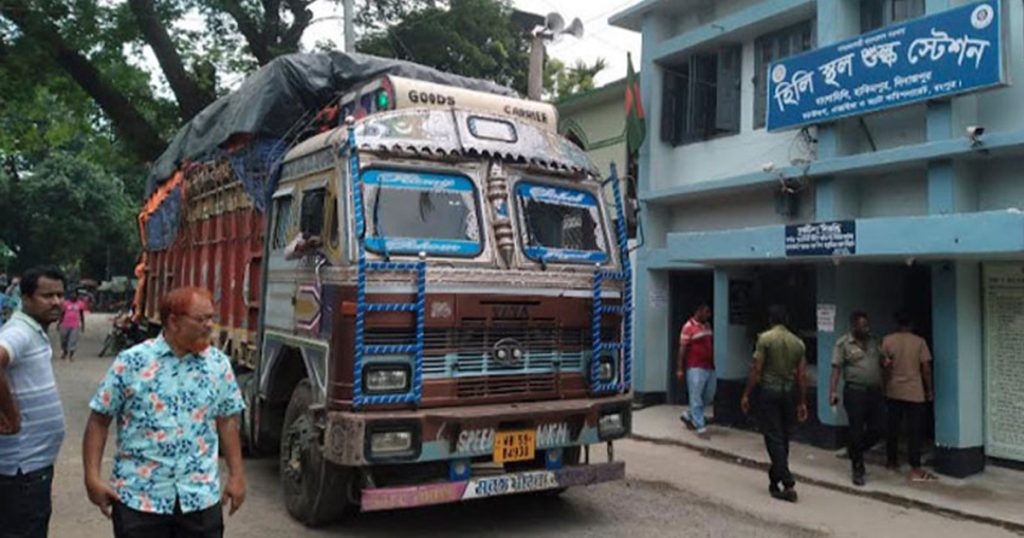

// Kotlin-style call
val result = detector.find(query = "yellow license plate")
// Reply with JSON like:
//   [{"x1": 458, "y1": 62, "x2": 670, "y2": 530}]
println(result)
[{"x1": 493, "y1": 430, "x2": 536, "y2": 463}]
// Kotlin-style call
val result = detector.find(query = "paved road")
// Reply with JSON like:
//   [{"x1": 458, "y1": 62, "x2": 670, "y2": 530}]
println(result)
[
  {"x1": 46, "y1": 314, "x2": 814, "y2": 537},
  {"x1": 43, "y1": 314, "x2": 1015, "y2": 537}
]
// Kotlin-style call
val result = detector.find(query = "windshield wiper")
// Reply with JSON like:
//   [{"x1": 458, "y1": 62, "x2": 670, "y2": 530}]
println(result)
[
  {"x1": 521, "y1": 202, "x2": 547, "y2": 271},
  {"x1": 371, "y1": 185, "x2": 391, "y2": 261}
]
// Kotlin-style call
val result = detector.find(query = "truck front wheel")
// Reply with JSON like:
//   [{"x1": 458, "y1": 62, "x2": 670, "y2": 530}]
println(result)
[{"x1": 280, "y1": 380, "x2": 354, "y2": 526}]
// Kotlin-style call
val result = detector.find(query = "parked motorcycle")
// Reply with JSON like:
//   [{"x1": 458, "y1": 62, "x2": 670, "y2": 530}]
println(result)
[{"x1": 99, "y1": 310, "x2": 145, "y2": 357}]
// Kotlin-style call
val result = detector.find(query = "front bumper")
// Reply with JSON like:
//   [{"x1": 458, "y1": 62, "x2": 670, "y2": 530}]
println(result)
[
  {"x1": 361, "y1": 461, "x2": 625, "y2": 512},
  {"x1": 323, "y1": 395, "x2": 632, "y2": 466}
]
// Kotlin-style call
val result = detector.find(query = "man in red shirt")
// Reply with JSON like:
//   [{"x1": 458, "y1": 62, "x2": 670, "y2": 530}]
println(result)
[{"x1": 677, "y1": 302, "x2": 715, "y2": 439}]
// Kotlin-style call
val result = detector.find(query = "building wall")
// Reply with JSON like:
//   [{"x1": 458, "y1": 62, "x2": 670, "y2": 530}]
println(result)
[
  {"x1": 558, "y1": 88, "x2": 627, "y2": 176},
  {"x1": 619, "y1": 0, "x2": 1024, "y2": 474},
  {"x1": 649, "y1": 41, "x2": 809, "y2": 192}
]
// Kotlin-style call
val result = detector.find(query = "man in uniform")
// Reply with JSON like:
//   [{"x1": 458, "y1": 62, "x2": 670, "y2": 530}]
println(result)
[
  {"x1": 741, "y1": 305, "x2": 808, "y2": 502},
  {"x1": 830, "y1": 310, "x2": 885, "y2": 486}
]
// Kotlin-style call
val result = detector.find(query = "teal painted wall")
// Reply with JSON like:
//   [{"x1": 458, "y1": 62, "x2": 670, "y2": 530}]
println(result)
[{"x1": 623, "y1": 0, "x2": 1024, "y2": 451}]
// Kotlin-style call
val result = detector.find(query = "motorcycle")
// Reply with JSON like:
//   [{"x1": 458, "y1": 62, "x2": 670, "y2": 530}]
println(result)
[{"x1": 99, "y1": 310, "x2": 145, "y2": 357}]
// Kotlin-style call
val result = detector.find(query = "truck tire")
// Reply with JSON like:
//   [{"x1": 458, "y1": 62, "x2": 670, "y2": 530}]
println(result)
[
  {"x1": 279, "y1": 380, "x2": 354, "y2": 526},
  {"x1": 237, "y1": 372, "x2": 261, "y2": 458}
]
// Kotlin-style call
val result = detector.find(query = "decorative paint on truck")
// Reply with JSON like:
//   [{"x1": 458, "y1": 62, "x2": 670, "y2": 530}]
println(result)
[{"x1": 134, "y1": 74, "x2": 633, "y2": 526}]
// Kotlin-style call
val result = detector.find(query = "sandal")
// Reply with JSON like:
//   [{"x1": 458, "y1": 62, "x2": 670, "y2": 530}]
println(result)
[{"x1": 910, "y1": 469, "x2": 939, "y2": 482}]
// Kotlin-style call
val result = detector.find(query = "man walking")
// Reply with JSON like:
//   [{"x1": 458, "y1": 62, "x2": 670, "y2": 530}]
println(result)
[
  {"x1": 882, "y1": 311, "x2": 937, "y2": 481},
  {"x1": 0, "y1": 266, "x2": 68, "y2": 538},
  {"x1": 59, "y1": 289, "x2": 88, "y2": 361},
  {"x1": 83, "y1": 286, "x2": 246, "y2": 537},
  {"x1": 741, "y1": 305, "x2": 808, "y2": 502},
  {"x1": 677, "y1": 302, "x2": 715, "y2": 439},
  {"x1": 830, "y1": 311, "x2": 885, "y2": 486}
]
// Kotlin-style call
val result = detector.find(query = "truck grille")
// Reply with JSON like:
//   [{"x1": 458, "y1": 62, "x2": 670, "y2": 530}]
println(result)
[
  {"x1": 363, "y1": 322, "x2": 618, "y2": 377},
  {"x1": 456, "y1": 373, "x2": 557, "y2": 398}
]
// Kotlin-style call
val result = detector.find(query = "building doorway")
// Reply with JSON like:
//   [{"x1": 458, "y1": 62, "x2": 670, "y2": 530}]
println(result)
[{"x1": 668, "y1": 270, "x2": 713, "y2": 405}]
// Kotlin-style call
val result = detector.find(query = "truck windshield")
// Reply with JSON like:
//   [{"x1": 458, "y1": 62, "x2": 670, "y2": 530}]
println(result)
[
  {"x1": 362, "y1": 169, "x2": 482, "y2": 257},
  {"x1": 515, "y1": 181, "x2": 609, "y2": 264}
]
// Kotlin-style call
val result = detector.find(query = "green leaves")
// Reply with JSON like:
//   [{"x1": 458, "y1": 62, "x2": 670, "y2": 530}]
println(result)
[
  {"x1": 546, "y1": 57, "x2": 608, "y2": 102},
  {"x1": 0, "y1": 152, "x2": 140, "y2": 276},
  {"x1": 357, "y1": 0, "x2": 530, "y2": 94}
]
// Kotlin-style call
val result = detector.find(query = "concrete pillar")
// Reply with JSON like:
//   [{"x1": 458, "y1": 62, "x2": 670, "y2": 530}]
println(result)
[
  {"x1": 633, "y1": 264, "x2": 670, "y2": 405},
  {"x1": 712, "y1": 269, "x2": 739, "y2": 425},
  {"x1": 815, "y1": 265, "x2": 844, "y2": 429},
  {"x1": 923, "y1": 0, "x2": 984, "y2": 478},
  {"x1": 930, "y1": 262, "x2": 985, "y2": 476}
]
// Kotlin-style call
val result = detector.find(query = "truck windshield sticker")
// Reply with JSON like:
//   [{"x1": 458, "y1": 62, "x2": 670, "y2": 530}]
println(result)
[
  {"x1": 362, "y1": 169, "x2": 482, "y2": 257},
  {"x1": 515, "y1": 181, "x2": 608, "y2": 264}
]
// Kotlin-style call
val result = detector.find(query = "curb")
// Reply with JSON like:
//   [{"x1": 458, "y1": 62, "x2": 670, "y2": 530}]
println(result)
[{"x1": 629, "y1": 433, "x2": 1024, "y2": 536}]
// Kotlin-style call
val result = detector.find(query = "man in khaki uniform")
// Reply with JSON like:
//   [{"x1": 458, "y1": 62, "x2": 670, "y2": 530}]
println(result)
[
  {"x1": 882, "y1": 311, "x2": 936, "y2": 481},
  {"x1": 829, "y1": 310, "x2": 884, "y2": 486},
  {"x1": 741, "y1": 305, "x2": 808, "y2": 502}
]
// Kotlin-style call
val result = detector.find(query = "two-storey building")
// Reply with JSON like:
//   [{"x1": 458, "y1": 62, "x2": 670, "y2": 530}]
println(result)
[{"x1": 612, "y1": 0, "x2": 1024, "y2": 477}]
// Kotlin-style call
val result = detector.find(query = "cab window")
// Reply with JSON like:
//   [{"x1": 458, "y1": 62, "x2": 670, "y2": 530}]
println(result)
[
  {"x1": 300, "y1": 188, "x2": 326, "y2": 237},
  {"x1": 271, "y1": 195, "x2": 293, "y2": 250}
]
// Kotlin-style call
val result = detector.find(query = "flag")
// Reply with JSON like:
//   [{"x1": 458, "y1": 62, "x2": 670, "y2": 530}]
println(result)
[{"x1": 625, "y1": 53, "x2": 646, "y2": 156}]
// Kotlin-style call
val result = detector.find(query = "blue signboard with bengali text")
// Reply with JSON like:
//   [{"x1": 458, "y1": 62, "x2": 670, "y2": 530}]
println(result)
[{"x1": 767, "y1": 0, "x2": 1004, "y2": 132}]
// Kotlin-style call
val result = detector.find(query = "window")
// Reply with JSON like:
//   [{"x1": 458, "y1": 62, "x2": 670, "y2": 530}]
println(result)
[
  {"x1": 515, "y1": 181, "x2": 608, "y2": 264},
  {"x1": 300, "y1": 188, "x2": 326, "y2": 237},
  {"x1": 363, "y1": 169, "x2": 483, "y2": 257},
  {"x1": 755, "y1": 21, "x2": 814, "y2": 129},
  {"x1": 660, "y1": 45, "x2": 742, "y2": 145},
  {"x1": 861, "y1": 0, "x2": 924, "y2": 32},
  {"x1": 326, "y1": 194, "x2": 340, "y2": 249},
  {"x1": 271, "y1": 195, "x2": 293, "y2": 250}
]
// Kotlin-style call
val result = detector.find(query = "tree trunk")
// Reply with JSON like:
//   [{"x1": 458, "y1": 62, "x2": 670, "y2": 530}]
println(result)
[
  {"x1": 128, "y1": 0, "x2": 215, "y2": 120},
  {"x1": 1, "y1": 4, "x2": 167, "y2": 162}
]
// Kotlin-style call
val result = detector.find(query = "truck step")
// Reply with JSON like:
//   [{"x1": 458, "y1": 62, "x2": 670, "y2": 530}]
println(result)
[
  {"x1": 364, "y1": 344, "x2": 419, "y2": 355},
  {"x1": 365, "y1": 303, "x2": 418, "y2": 312}
]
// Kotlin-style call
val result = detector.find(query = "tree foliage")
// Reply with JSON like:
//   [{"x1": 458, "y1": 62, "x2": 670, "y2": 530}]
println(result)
[
  {"x1": 0, "y1": 0, "x2": 546, "y2": 277},
  {"x1": 0, "y1": 0, "x2": 318, "y2": 162},
  {"x1": 357, "y1": 0, "x2": 530, "y2": 94},
  {"x1": 0, "y1": 154, "x2": 139, "y2": 277},
  {"x1": 544, "y1": 57, "x2": 608, "y2": 102}
]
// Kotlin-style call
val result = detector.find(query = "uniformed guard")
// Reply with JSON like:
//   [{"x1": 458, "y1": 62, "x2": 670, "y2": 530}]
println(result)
[
  {"x1": 829, "y1": 310, "x2": 885, "y2": 486},
  {"x1": 741, "y1": 305, "x2": 808, "y2": 502}
]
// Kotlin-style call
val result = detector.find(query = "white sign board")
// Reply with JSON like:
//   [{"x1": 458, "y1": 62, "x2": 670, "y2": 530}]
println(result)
[
  {"x1": 817, "y1": 304, "x2": 837, "y2": 333},
  {"x1": 984, "y1": 263, "x2": 1024, "y2": 462}
]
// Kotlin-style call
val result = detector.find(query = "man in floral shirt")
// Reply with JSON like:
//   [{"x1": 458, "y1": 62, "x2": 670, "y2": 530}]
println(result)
[{"x1": 83, "y1": 287, "x2": 246, "y2": 537}]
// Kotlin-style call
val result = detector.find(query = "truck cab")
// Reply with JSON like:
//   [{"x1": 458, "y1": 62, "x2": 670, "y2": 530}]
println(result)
[{"x1": 253, "y1": 76, "x2": 634, "y2": 524}]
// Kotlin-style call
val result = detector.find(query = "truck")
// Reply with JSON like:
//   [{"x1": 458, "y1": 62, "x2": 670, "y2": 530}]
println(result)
[{"x1": 132, "y1": 53, "x2": 633, "y2": 525}]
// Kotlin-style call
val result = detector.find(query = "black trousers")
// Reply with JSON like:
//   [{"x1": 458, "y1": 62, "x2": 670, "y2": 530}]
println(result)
[
  {"x1": 887, "y1": 398, "x2": 925, "y2": 468},
  {"x1": 112, "y1": 501, "x2": 223, "y2": 538},
  {"x1": 0, "y1": 465, "x2": 54, "y2": 538},
  {"x1": 843, "y1": 386, "x2": 885, "y2": 472},
  {"x1": 757, "y1": 387, "x2": 796, "y2": 489}
]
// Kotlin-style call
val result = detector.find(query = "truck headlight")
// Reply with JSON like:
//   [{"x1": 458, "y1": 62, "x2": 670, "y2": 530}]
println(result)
[
  {"x1": 363, "y1": 364, "x2": 410, "y2": 394},
  {"x1": 598, "y1": 356, "x2": 616, "y2": 383},
  {"x1": 598, "y1": 410, "x2": 629, "y2": 439},
  {"x1": 370, "y1": 430, "x2": 414, "y2": 454}
]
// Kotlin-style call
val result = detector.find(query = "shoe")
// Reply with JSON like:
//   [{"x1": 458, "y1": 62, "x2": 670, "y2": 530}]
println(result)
[
  {"x1": 769, "y1": 485, "x2": 798, "y2": 503},
  {"x1": 680, "y1": 411, "x2": 696, "y2": 430},
  {"x1": 852, "y1": 471, "x2": 866, "y2": 486},
  {"x1": 885, "y1": 462, "x2": 900, "y2": 472},
  {"x1": 696, "y1": 428, "x2": 710, "y2": 440},
  {"x1": 781, "y1": 487, "x2": 798, "y2": 502}
]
